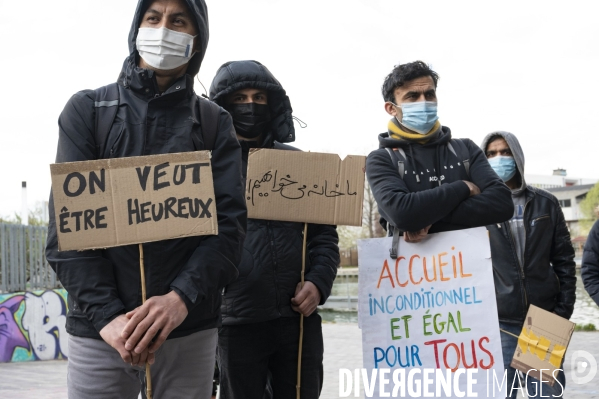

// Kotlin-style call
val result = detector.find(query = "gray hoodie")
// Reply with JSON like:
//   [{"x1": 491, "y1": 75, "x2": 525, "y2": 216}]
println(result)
[{"x1": 481, "y1": 131, "x2": 527, "y2": 265}]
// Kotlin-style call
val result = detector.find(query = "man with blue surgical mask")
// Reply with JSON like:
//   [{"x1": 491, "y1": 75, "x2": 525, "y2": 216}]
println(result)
[
  {"x1": 366, "y1": 61, "x2": 513, "y2": 251},
  {"x1": 481, "y1": 132, "x2": 576, "y2": 399},
  {"x1": 46, "y1": 0, "x2": 247, "y2": 397}
]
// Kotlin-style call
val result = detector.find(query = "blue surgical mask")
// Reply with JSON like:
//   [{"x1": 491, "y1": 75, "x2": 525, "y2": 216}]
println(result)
[
  {"x1": 488, "y1": 156, "x2": 517, "y2": 182},
  {"x1": 393, "y1": 101, "x2": 439, "y2": 134}
]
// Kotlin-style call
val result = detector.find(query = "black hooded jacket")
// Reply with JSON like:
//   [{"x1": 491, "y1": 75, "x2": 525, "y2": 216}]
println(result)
[
  {"x1": 481, "y1": 132, "x2": 576, "y2": 323},
  {"x1": 582, "y1": 219, "x2": 599, "y2": 307},
  {"x1": 210, "y1": 60, "x2": 340, "y2": 324},
  {"x1": 46, "y1": 0, "x2": 247, "y2": 339},
  {"x1": 366, "y1": 128, "x2": 514, "y2": 234}
]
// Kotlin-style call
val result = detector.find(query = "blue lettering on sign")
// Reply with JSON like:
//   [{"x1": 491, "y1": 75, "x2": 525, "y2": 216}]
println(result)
[{"x1": 368, "y1": 286, "x2": 483, "y2": 315}]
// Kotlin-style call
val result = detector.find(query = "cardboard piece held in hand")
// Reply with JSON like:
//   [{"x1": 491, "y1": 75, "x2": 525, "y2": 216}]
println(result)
[
  {"x1": 510, "y1": 305, "x2": 575, "y2": 386},
  {"x1": 50, "y1": 151, "x2": 217, "y2": 251},
  {"x1": 246, "y1": 149, "x2": 366, "y2": 226}
]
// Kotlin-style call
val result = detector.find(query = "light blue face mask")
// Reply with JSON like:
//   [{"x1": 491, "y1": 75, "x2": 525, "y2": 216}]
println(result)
[
  {"x1": 488, "y1": 156, "x2": 517, "y2": 182},
  {"x1": 393, "y1": 101, "x2": 439, "y2": 134}
]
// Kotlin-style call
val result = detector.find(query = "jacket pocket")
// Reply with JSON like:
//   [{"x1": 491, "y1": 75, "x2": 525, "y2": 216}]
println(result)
[
  {"x1": 67, "y1": 297, "x2": 86, "y2": 318},
  {"x1": 211, "y1": 291, "x2": 221, "y2": 315},
  {"x1": 236, "y1": 247, "x2": 255, "y2": 279},
  {"x1": 553, "y1": 270, "x2": 561, "y2": 292},
  {"x1": 530, "y1": 214, "x2": 550, "y2": 227},
  {"x1": 107, "y1": 123, "x2": 125, "y2": 158}
]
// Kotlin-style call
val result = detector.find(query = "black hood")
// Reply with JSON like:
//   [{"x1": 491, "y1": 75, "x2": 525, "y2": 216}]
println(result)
[
  {"x1": 480, "y1": 131, "x2": 527, "y2": 193},
  {"x1": 118, "y1": 0, "x2": 209, "y2": 86},
  {"x1": 209, "y1": 60, "x2": 295, "y2": 144}
]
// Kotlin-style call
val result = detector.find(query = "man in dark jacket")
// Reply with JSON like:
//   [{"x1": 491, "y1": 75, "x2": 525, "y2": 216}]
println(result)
[
  {"x1": 582, "y1": 219, "x2": 599, "y2": 307},
  {"x1": 209, "y1": 60, "x2": 340, "y2": 399},
  {"x1": 481, "y1": 131, "x2": 576, "y2": 398},
  {"x1": 46, "y1": 1, "x2": 246, "y2": 397},
  {"x1": 366, "y1": 61, "x2": 513, "y2": 251}
]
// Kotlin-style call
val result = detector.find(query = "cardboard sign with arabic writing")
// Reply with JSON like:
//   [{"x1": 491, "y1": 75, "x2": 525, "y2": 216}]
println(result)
[
  {"x1": 246, "y1": 149, "x2": 365, "y2": 226},
  {"x1": 510, "y1": 305, "x2": 575, "y2": 386},
  {"x1": 50, "y1": 151, "x2": 217, "y2": 251}
]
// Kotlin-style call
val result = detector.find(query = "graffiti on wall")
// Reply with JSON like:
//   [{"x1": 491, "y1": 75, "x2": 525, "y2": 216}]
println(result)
[{"x1": 0, "y1": 289, "x2": 68, "y2": 362}]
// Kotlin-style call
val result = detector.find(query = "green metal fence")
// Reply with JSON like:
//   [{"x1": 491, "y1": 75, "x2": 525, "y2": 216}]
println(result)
[{"x1": 0, "y1": 223, "x2": 59, "y2": 293}]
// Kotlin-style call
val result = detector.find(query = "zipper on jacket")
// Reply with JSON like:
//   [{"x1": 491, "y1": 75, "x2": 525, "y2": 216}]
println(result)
[
  {"x1": 506, "y1": 222, "x2": 526, "y2": 281},
  {"x1": 504, "y1": 221, "x2": 529, "y2": 320},
  {"x1": 518, "y1": 198, "x2": 534, "y2": 311},
  {"x1": 531, "y1": 215, "x2": 549, "y2": 227},
  {"x1": 501, "y1": 194, "x2": 532, "y2": 320},
  {"x1": 505, "y1": 228, "x2": 526, "y2": 280},
  {"x1": 267, "y1": 221, "x2": 281, "y2": 316}
]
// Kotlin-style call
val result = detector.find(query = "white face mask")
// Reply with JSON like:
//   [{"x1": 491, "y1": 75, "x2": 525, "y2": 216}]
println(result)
[{"x1": 136, "y1": 27, "x2": 196, "y2": 70}]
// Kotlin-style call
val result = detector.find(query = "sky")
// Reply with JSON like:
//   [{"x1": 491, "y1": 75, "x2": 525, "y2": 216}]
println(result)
[{"x1": 0, "y1": 0, "x2": 597, "y2": 217}]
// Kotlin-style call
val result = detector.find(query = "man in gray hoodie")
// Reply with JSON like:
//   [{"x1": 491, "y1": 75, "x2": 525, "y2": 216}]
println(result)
[{"x1": 481, "y1": 132, "x2": 576, "y2": 398}]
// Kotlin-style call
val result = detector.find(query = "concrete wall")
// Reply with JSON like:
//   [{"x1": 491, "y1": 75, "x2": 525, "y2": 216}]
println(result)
[{"x1": 0, "y1": 289, "x2": 68, "y2": 363}]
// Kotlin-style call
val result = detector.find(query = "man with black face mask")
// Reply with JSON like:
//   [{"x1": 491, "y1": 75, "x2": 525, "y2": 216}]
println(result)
[{"x1": 210, "y1": 60, "x2": 340, "y2": 399}]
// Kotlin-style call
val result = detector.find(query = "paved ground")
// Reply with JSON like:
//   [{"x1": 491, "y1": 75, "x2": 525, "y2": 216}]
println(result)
[
  {"x1": 321, "y1": 324, "x2": 599, "y2": 399},
  {"x1": 0, "y1": 324, "x2": 598, "y2": 398}
]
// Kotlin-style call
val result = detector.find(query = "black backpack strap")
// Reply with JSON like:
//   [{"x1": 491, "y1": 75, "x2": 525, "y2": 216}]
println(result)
[
  {"x1": 197, "y1": 96, "x2": 221, "y2": 151},
  {"x1": 446, "y1": 139, "x2": 470, "y2": 178},
  {"x1": 384, "y1": 147, "x2": 407, "y2": 179},
  {"x1": 384, "y1": 147, "x2": 408, "y2": 259},
  {"x1": 389, "y1": 226, "x2": 401, "y2": 259},
  {"x1": 93, "y1": 83, "x2": 120, "y2": 159}
]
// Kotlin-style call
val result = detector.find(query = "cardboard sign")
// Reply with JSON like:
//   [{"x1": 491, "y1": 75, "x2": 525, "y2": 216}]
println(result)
[
  {"x1": 50, "y1": 151, "x2": 217, "y2": 251},
  {"x1": 357, "y1": 227, "x2": 505, "y2": 398},
  {"x1": 246, "y1": 149, "x2": 365, "y2": 226},
  {"x1": 510, "y1": 305, "x2": 575, "y2": 386}
]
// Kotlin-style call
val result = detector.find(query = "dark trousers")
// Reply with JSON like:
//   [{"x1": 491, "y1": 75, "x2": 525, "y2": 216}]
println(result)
[{"x1": 218, "y1": 314, "x2": 324, "y2": 399}]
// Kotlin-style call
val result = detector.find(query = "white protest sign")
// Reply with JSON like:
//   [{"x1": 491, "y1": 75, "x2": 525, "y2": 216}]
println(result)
[{"x1": 358, "y1": 227, "x2": 505, "y2": 398}]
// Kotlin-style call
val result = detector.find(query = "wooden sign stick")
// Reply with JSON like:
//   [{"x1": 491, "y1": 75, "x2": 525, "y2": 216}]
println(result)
[
  {"x1": 139, "y1": 244, "x2": 153, "y2": 399},
  {"x1": 296, "y1": 222, "x2": 308, "y2": 399}
]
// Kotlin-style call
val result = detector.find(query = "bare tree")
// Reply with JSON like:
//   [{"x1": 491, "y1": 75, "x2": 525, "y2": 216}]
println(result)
[
  {"x1": 362, "y1": 181, "x2": 385, "y2": 238},
  {"x1": 337, "y1": 182, "x2": 387, "y2": 250}
]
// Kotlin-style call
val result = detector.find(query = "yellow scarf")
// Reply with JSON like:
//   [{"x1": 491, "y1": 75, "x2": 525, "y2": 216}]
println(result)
[{"x1": 388, "y1": 119, "x2": 441, "y2": 143}]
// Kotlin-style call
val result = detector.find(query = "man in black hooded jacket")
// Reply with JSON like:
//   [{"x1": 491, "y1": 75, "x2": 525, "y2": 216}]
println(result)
[
  {"x1": 366, "y1": 61, "x2": 513, "y2": 249},
  {"x1": 481, "y1": 131, "x2": 575, "y2": 398},
  {"x1": 209, "y1": 60, "x2": 340, "y2": 399},
  {"x1": 46, "y1": 1, "x2": 246, "y2": 398}
]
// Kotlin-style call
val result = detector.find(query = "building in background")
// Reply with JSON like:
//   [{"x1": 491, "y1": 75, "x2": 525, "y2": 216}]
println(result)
[
  {"x1": 526, "y1": 168, "x2": 598, "y2": 190},
  {"x1": 546, "y1": 184, "x2": 595, "y2": 237},
  {"x1": 526, "y1": 169, "x2": 598, "y2": 240}
]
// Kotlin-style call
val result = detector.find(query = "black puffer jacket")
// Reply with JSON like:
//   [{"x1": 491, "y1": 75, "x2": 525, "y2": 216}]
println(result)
[
  {"x1": 366, "y1": 128, "x2": 513, "y2": 234},
  {"x1": 481, "y1": 131, "x2": 576, "y2": 323},
  {"x1": 582, "y1": 219, "x2": 599, "y2": 306},
  {"x1": 46, "y1": 0, "x2": 247, "y2": 340},
  {"x1": 210, "y1": 60, "x2": 340, "y2": 325}
]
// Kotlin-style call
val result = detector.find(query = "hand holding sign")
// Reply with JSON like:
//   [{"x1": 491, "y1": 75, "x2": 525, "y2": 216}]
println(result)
[
  {"x1": 291, "y1": 281, "x2": 321, "y2": 317},
  {"x1": 50, "y1": 152, "x2": 218, "y2": 399},
  {"x1": 404, "y1": 224, "x2": 432, "y2": 243},
  {"x1": 99, "y1": 314, "x2": 155, "y2": 366},
  {"x1": 122, "y1": 291, "x2": 188, "y2": 354}
]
